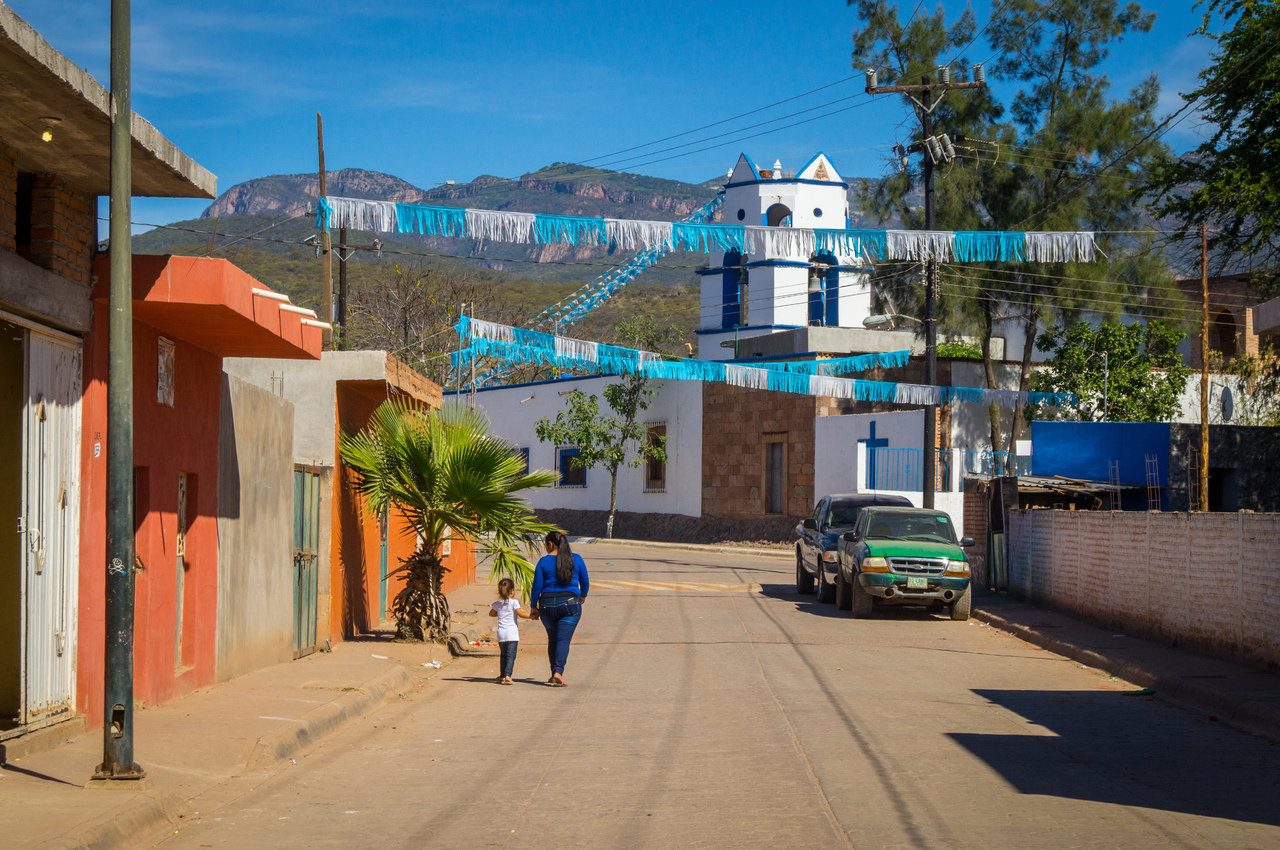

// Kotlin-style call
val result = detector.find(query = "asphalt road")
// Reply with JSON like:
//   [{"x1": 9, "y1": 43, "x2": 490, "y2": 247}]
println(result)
[{"x1": 152, "y1": 542, "x2": 1280, "y2": 850}]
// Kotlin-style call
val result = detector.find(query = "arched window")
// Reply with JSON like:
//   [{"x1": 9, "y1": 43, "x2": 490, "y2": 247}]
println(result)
[
  {"x1": 1209, "y1": 310, "x2": 1239, "y2": 357},
  {"x1": 766, "y1": 203, "x2": 792, "y2": 227}
]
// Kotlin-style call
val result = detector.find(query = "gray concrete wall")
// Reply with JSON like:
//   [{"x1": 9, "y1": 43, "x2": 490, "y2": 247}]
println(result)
[
  {"x1": 1008, "y1": 509, "x2": 1280, "y2": 670},
  {"x1": 0, "y1": 249, "x2": 92, "y2": 333},
  {"x1": 216, "y1": 373, "x2": 296, "y2": 682},
  {"x1": 224, "y1": 350, "x2": 388, "y2": 466}
]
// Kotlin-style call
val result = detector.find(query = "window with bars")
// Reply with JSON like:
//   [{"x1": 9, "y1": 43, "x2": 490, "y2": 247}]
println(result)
[{"x1": 644, "y1": 423, "x2": 667, "y2": 492}]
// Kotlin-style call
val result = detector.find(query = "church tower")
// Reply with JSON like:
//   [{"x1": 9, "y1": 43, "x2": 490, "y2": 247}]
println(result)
[{"x1": 696, "y1": 153, "x2": 872, "y2": 360}]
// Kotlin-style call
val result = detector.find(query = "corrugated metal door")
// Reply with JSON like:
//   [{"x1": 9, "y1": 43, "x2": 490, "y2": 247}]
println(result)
[
  {"x1": 292, "y1": 468, "x2": 319, "y2": 657},
  {"x1": 21, "y1": 330, "x2": 81, "y2": 725}
]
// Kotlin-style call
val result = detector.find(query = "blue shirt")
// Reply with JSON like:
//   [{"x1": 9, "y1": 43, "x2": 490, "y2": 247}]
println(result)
[{"x1": 530, "y1": 553, "x2": 589, "y2": 607}]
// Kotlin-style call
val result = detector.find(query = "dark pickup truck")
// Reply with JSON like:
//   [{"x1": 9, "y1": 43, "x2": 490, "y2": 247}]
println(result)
[{"x1": 795, "y1": 493, "x2": 912, "y2": 602}]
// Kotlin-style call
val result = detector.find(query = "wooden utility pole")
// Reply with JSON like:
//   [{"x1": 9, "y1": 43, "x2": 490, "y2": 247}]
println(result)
[
  {"x1": 318, "y1": 112, "x2": 333, "y2": 349},
  {"x1": 337, "y1": 226, "x2": 348, "y2": 348},
  {"x1": 1199, "y1": 222, "x2": 1209, "y2": 512},
  {"x1": 866, "y1": 66, "x2": 986, "y2": 509}
]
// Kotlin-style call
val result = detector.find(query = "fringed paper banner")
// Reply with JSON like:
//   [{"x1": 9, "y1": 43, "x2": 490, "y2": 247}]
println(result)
[
  {"x1": 887, "y1": 230, "x2": 957, "y2": 261},
  {"x1": 322, "y1": 195, "x2": 1098, "y2": 267},
  {"x1": 1024, "y1": 232, "x2": 1096, "y2": 263},
  {"x1": 326, "y1": 197, "x2": 398, "y2": 233},
  {"x1": 894, "y1": 383, "x2": 941, "y2": 405},
  {"x1": 606, "y1": 219, "x2": 673, "y2": 251},
  {"x1": 535, "y1": 214, "x2": 607, "y2": 247},
  {"x1": 745, "y1": 226, "x2": 817, "y2": 258},
  {"x1": 953, "y1": 231, "x2": 1026, "y2": 263},
  {"x1": 466, "y1": 209, "x2": 536, "y2": 244},
  {"x1": 673, "y1": 222, "x2": 744, "y2": 253},
  {"x1": 555, "y1": 335, "x2": 599, "y2": 363},
  {"x1": 814, "y1": 229, "x2": 887, "y2": 260},
  {"x1": 397, "y1": 203, "x2": 467, "y2": 237},
  {"x1": 762, "y1": 350, "x2": 912, "y2": 376}
]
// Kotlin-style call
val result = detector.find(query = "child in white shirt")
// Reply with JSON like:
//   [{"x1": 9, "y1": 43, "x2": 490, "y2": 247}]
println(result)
[{"x1": 488, "y1": 578, "x2": 534, "y2": 684}]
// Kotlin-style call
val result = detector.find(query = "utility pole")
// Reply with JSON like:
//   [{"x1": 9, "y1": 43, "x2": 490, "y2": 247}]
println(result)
[
  {"x1": 94, "y1": 0, "x2": 145, "y2": 785},
  {"x1": 1199, "y1": 222, "x2": 1209, "y2": 512},
  {"x1": 317, "y1": 113, "x2": 333, "y2": 349},
  {"x1": 337, "y1": 226, "x2": 348, "y2": 348},
  {"x1": 866, "y1": 64, "x2": 986, "y2": 509}
]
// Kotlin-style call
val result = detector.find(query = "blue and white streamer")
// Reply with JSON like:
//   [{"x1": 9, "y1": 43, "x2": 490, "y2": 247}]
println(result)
[
  {"x1": 321, "y1": 196, "x2": 1098, "y2": 264},
  {"x1": 454, "y1": 318, "x2": 1077, "y2": 410}
]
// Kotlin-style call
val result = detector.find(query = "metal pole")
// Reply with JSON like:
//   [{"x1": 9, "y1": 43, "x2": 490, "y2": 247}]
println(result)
[
  {"x1": 921, "y1": 79, "x2": 937, "y2": 510},
  {"x1": 318, "y1": 113, "x2": 333, "y2": 349},
  {"x1": 1199, "y1": 222, "x2": 1210, "y2": 512},
  {"x1": 95, "y1": 0, "x2": 144, "y2": 782}
]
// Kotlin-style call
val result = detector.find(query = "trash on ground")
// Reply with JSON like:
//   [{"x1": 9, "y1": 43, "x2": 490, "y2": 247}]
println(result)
[
  {"x1": 423, "y1": 661, "x2": 442, "y2": 668},
  {"x1": 1122, "y1": 688, "x2": 1156, "y2": 696},
  {"x1": 371, "y1": 654, "x2": 388, "y2": 659}
]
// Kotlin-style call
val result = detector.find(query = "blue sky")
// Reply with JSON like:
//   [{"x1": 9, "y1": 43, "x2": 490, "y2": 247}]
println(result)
[{"x1": 11, "y1": 1, "x2": 1214, "y2": 231}]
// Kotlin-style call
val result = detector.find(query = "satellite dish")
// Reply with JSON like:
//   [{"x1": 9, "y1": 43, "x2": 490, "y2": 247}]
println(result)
[{"x1": 1222, "y1": 386, "x2": 1234, "y2": 422}]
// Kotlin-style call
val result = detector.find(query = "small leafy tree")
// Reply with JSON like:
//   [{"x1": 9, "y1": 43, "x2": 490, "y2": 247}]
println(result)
[
  {"x1": 533, "y1": 317, "x2": 679, "y2": 539},
  {"x1": 340, "y1": 402, "x2": 557, "y2": 641},
  {"x1": 1030, "y1": 321, "x2": 1192, "y2": 422}
]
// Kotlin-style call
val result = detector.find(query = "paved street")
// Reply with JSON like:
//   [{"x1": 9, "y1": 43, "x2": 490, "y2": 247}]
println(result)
[{"x1": 151, "y1": 542, "x2": 1280, "y2": 850}]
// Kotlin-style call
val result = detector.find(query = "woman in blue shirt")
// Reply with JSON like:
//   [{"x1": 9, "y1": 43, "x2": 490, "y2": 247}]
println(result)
[{"x1": 529, "y1": 530, "x2": 589, "y2": 687}]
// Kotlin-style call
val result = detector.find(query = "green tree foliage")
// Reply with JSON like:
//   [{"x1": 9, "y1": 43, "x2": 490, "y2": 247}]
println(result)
[
  {"x1": 850, "y1": 0, "x2": 1179, "y2": 452},
  {"x1": 938, "y1": 338, "x2": 983, "y2": 359},
  {"x1": 340, "y1": 402, "x2": 557, "y2": 639},
  {"x1": 1031, "y1": 321, "x2": 1192, "y2": 421},
  {"x1": 1144, "y1": 0, "x2": 1280, "y2": 269},
  {"x1": 533, "y1": 317, "x2": 680, "y2": 539}
]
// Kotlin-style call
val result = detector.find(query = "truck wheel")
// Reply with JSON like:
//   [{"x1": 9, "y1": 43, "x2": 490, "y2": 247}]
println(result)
[
  {"x1": 950, "y1": 586, "x2": 972, "y2": 621},
  {"x1": 850, "y1": 575, "x2": 874, "y2": 619},
  {"x1": 796, "y1": 549, "x2": 815, "y2": 595},
  {"x1": 836, "y1": 568, "x2": 853, "y2": 611},
  {"x1": 817, "y1": 565, "x2": 836, "y2": 603}
]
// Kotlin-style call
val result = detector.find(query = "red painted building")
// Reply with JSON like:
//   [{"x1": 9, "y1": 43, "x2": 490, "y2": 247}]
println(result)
[{"x1": 79, "y1": 255, "x2": 321, "y2": 722}]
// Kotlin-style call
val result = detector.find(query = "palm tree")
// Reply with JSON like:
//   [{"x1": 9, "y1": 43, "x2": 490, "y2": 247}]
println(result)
[{"x1": 339, "y1": 400, "x2": 558, "y2": 642}]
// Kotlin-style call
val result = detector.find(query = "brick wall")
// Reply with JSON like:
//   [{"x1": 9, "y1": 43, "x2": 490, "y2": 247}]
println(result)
[
  {"x1": 27, "y1": 173, "x2": 95, "y2": 284},
  {"x1": 963, "y1": 481, "x2": 989, "y2": 587},
  {"x1": 1008, "y1": 509, "x2": 1280, "y2": 670},
  {"x1": 0, "y1": 140, "x2": 16, "y2": 252},
  {"x1": 702, "y1": 383, "x2": 818, "y2": 519}
]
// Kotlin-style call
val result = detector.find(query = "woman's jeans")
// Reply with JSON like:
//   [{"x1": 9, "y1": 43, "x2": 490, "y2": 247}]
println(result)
[
  {"x1": 498, "y1": 641, "x2": 518, "y2": 679},
  {"x1": 537, "y1": 594, "x2": 582, "y2": 675}
]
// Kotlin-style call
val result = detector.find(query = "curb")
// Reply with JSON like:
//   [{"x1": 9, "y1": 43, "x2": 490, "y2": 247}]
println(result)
[
  {"x1": 246, "y1": 665, "x2": 416, "y2": 770},
  {"x1": 570, "y1": 536, "x2": 789, "y2": 558},
  {"x1": 448, "y1": 621, "x2": 487, "y2": 657},
  {"x1": 973, "y1": 607, "x2": 1280, "y2": 745},
  {"x1": 39, "y1": 791, "x2": 184, "y2": 850}
]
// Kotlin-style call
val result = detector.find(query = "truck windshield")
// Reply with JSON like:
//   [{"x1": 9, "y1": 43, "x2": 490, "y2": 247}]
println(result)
[
  {"x1": 862, "y1": 512, "x2": 956, "y2": 544},
  {"x1": 827, "y1": 503, "x2": 866, "y2": 526}
]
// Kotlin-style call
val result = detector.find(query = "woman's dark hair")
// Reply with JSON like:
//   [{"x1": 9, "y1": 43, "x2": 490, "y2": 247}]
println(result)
[{"x1": 546, "y1": 530, "x2": 574, "y2": 584}]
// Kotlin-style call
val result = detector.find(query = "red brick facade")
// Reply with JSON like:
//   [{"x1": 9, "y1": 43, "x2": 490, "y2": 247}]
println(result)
[
  {"x1": 26, "y1": 173, "x2": 95, "y2": 284},
  {"x1": 1178, "y1": 274, "x2": 1262, "y2": 368}
]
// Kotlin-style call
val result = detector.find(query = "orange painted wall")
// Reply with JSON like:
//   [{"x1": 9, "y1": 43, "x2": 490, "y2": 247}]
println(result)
[
  {"x1": 79, "y1": 316, "x2": 221, "y2": 728},
  {"x1": 331, "y1": 383, "x2": 475, "y2": 641}
]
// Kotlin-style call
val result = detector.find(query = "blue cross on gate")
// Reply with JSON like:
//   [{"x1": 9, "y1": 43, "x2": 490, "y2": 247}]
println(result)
[{"x1": 858, "y1": 420, "x2": 889, "y2": 489}]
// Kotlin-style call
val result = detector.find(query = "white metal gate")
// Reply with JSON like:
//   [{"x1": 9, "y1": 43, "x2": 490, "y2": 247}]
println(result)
[{"x1": 20, "y1": 329, "x2": 81, "y2": 725}]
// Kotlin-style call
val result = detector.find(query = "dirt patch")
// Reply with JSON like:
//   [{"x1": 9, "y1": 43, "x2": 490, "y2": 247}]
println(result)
[{"x1": 534, "y1": 508, "x2": 801, "y2": 550}]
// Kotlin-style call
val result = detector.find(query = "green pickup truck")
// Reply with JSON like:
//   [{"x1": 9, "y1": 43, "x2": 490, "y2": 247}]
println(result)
[{"x1": 835, "y1": 506, "x2": 974, "y2": 621}]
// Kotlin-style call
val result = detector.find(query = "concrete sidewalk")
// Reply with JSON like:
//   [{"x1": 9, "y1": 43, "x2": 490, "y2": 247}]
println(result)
[
  {"x1": 974, "y1": 590, "x2": 1280, "y2": 744},
  {"x1": 3, "y1": 580, "x2": 495, "y2": 850}
]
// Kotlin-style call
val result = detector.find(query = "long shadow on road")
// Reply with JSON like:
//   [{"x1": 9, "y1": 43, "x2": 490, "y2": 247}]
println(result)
[{"x1": 951, "y1": 689, "x2": 1280, "y2": 827}]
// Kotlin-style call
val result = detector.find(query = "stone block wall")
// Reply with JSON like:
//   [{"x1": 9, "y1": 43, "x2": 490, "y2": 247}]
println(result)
[
  {"x1": 1008, "y1": 509, "x2": 1280, "y2": 670},
  {"x1": 702, "y1": 383, "x2": 818, "y2": 519},
  {"x1": 27, "y1": 173, "x2": 95, "y2": 284}
]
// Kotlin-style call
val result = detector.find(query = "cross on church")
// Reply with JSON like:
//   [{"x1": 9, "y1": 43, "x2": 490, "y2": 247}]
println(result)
[{"x1": 858, "y1": 420, "x2": 889, "y2": 489}]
